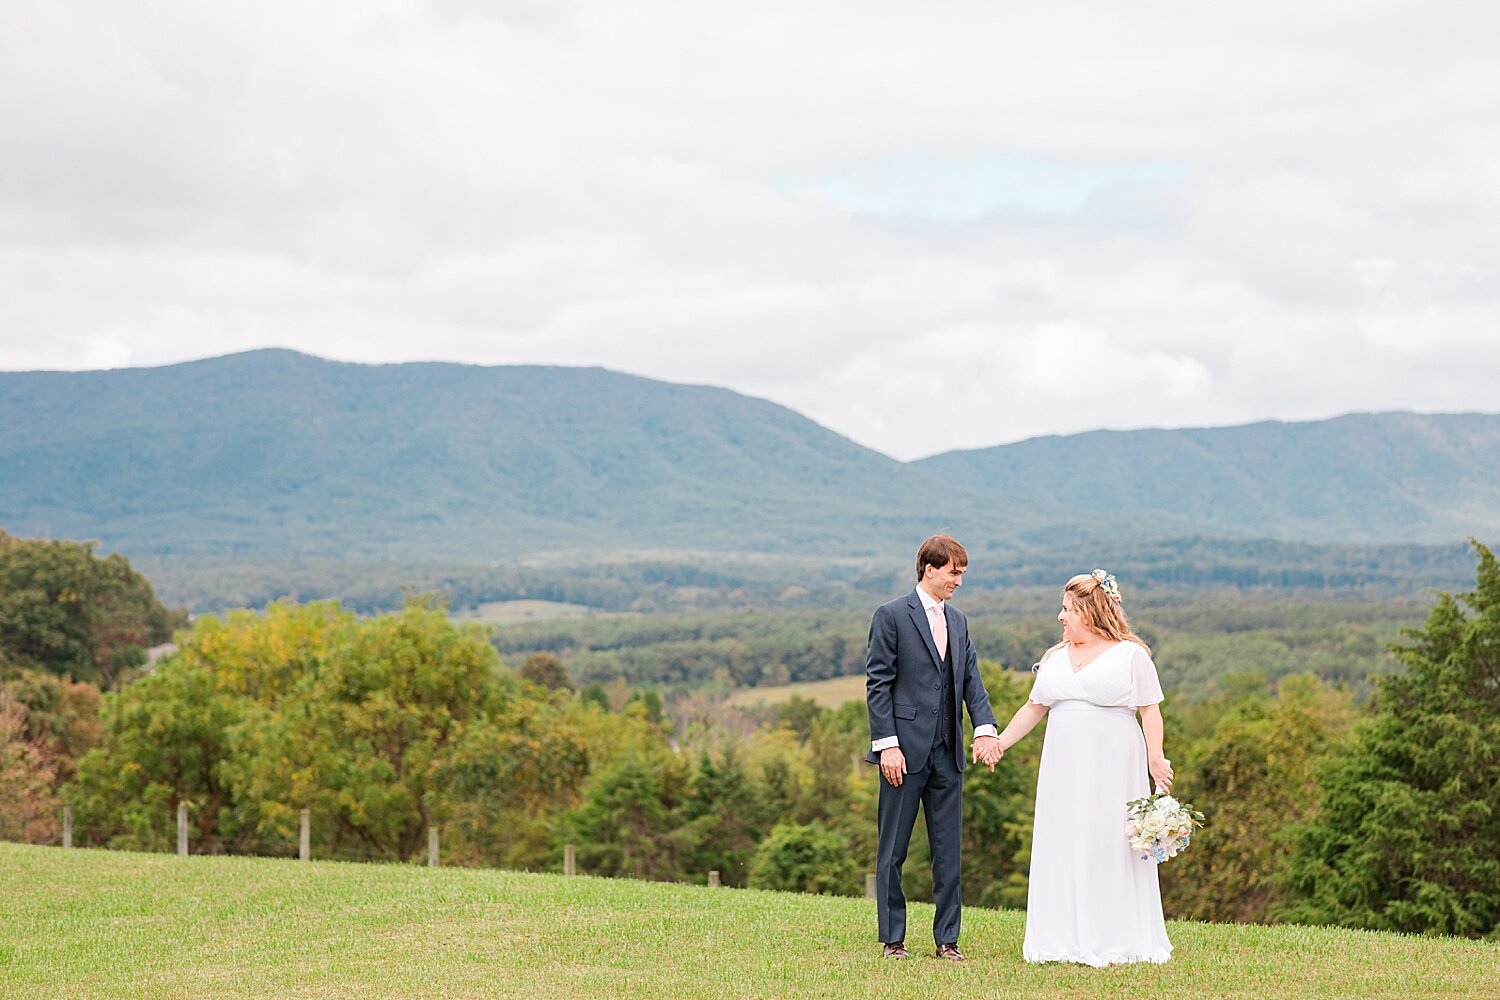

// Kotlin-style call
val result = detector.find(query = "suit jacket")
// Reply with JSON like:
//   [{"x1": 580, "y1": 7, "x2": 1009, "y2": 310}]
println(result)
[{"x1": 864, "y1": 589, "x2": 998, "y2": 774}]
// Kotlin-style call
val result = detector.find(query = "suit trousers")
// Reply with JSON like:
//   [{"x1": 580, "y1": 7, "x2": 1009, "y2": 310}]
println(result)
[{"x1": 875, "y1": 737, "x2": 964, "y2": 947}]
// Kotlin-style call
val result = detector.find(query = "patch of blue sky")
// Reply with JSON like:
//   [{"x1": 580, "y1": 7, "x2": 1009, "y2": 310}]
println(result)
[{"x1": 777, "y1": 156, "x2": 1187, "y2": 224}]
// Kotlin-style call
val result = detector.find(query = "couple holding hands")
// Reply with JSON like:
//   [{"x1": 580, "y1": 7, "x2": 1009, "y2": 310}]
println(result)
[{"x1": 865, "y1": 534, "x2": 1174, "y2": 967}]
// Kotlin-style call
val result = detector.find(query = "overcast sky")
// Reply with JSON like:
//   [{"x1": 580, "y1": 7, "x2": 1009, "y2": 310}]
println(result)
[{"x1": 3, "y1": 2, "x2": 1498, "y2": 460}]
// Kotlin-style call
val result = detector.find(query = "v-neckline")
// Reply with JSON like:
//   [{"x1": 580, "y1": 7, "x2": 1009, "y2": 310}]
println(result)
[{"x1": 1068, "y1": 640, "x2": 1121, "y2": 674}]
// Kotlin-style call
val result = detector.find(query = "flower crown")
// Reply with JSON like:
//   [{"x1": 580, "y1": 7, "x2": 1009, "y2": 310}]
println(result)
[{"x1": 1092, "y1": 568, "x2": 1122, "y2": 602}]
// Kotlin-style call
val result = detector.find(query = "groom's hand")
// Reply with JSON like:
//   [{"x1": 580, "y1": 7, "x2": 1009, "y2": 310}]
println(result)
[
  {"x1": 971, "y1": 736, "x2": 1003, "y2": 770},
  {"x1": 879, "y1": 748, "x2": 907, "y2": 787}
]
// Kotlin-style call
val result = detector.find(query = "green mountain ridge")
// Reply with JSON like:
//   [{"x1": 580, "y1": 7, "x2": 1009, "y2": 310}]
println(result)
[
  {"x1": 0, "y1": 350, "x2": 1036, "y2": 562},
  {"x1": 917, "y1": 412, "x2": 1500, "y2": 544},
  {"x1": 2, "y1": 350, "x2": 1496, "y2": 573}
]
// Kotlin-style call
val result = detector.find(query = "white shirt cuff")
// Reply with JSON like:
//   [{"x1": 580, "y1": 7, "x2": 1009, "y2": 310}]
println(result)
[
  {"x1": 973, "y1": 724, "x2": 997, "y2": 739},
  {"x1": 871, "y1": 735, "x2": 900, "y2": 752}
]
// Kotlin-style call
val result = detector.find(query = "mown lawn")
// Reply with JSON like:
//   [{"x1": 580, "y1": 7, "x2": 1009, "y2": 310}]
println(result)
[{"x1": 1, "y1": 842, "x2": 1495, "y2": 999}]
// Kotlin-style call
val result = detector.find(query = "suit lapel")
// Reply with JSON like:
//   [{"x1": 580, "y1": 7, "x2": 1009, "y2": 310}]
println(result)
[
  {"x1": 908, "y1": 592, "x2": 943, "y2": 668},
  {"x1": 944, "y1": 604, "x2": 963, "y2": 690}
]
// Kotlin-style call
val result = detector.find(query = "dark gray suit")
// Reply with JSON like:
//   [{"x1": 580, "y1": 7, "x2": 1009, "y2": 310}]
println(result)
[{"x1": 865, "y1": 590, "x2": 997, "y2": 947}]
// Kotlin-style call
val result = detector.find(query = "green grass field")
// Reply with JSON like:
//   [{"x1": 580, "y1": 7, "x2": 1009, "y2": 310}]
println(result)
[{"x1": 2, "y1": 843, "x2": 1495, "y2": 999}]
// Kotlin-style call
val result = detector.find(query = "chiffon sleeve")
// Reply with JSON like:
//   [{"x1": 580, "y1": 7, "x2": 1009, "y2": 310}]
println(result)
[
  {"x1": 1129, "y1": 643, "x2": 1164, "y2": 708},
  {"x1": 1027, "y1": 649, "x2": 1060, "y2": 706}
]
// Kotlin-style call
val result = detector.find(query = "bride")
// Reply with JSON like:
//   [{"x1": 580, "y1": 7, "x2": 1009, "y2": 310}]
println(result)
[{"x1": 989, "y1": 570, "x2": 1174, "y2": 966}]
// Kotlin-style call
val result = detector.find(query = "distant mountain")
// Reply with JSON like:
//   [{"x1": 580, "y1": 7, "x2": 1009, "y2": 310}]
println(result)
[
  {"x1": 1, "y1": 351, "x2": 1495, "y2": 570},
  {"x1": 916, "y1": 413, "x2": 1500, "y2": 545},
  {"x1": 0, "y1": 350, "x2": 1028, "y2": 561}
]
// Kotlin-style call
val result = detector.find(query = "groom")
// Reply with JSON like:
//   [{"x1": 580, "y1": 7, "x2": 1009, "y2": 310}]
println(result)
[{"x1": 866, "y1": 534, "x2": 1001, "y2": 961}]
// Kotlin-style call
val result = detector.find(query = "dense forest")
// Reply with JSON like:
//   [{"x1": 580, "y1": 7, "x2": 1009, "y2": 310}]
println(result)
[
  {"x1": 134, "y1": 533, "x2": 1481, "y2": 615},
  {"x1": 3, "y1": 531, "x2": 1496, "y2": 939},
  {"x1": 487, "y1": 597, "x2": 1423, "y2": 703}
]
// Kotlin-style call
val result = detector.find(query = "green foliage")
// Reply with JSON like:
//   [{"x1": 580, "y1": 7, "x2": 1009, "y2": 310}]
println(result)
[
  {"x1": 68, "y1": 655, "x2": 244, "y2": 852},
  {"x1": 217, "y1": 604, "x2": 503, "y2": 860},
  {"x1": 488, "y1": 598, "x2": 1424, "y2": 705},
  {"x1": 774, "y1": 695, "x2": 824, "y2": 739},
  {"x1": 491, "y1": 608, "x2": 870, "y2": 689},
  {"x1": 962, "y1": 667, "x2": 1045, "y2": 909},
  {"x1": 678, "y1": 746, "x2": 767, "y2": 887},
  {"x1": 579, "y1": 682, "x2": 610, "y2": 711},
  {"x1": 428, "y1": 691, "x2": 594, "y2": 870},
  {"x1": 1161, "y1": 675, "x2": 1355, "y2": 923},
  {"x1": 568, "y1": 750, "x2": 692, "y2": 881},
  {"x1": 748, "y1": 821, "x2": 861, "y2": 896},
  {"x1": 67, "y1": 600, "x2": 596, "y2": 863},
  {"x1": 518, "y1": 652, "x2": 573, "y2": 691},
  {"x1": 0, "y1": 532, "x2": 179, "y2": 687},
  {"x1": 1282, "y1": 542, "x2": 1500, "y2": 938}
]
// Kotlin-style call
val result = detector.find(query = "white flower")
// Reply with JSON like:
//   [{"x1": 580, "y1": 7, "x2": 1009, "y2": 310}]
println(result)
[{"x1": 1125, "y1": 790, "x2": 1204, "y2": 865}]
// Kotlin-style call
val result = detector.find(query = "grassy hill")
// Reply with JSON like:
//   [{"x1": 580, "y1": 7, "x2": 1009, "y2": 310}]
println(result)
[
  {"x1": 917, "y1": 412, "x2": 1500, "y2": 544},
  {"x1": 2, "y1": 843, "x2": 1494, "y2": 998}
]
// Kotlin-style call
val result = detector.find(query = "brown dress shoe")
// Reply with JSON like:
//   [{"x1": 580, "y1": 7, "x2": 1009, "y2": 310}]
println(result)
[
  {"x1": 935, "y1": 943, "x2": 966, "y2": 961},
  {"x1": 882, "y1": 942, "x2": 909, "y2": 959}
]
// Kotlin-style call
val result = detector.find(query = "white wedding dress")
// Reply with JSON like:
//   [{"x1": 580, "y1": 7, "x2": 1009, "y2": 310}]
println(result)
[{"x1": 1022, "y1": 641, "x2": 1173, "y2": 966}]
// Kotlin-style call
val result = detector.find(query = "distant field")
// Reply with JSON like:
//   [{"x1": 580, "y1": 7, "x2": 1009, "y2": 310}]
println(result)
[
  {"x1": 2, "y1": 843, "x2": 1495, "y2": 999},
  {"x1": 450, "y1": 599, "x2": 610, "y2": 625},
  {"x1": 727, "y1": 674, "x2": 867, "y2": 708}
]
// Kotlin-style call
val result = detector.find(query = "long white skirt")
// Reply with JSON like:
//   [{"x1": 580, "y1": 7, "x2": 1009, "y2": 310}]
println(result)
[{"x1": 1022, "y1": 700, "x2": 1173, "y2": 966}]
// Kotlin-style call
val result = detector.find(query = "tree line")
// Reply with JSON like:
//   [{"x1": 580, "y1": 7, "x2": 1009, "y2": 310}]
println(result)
[{"x1": 489, "y1": 602, "x2": 1421, "y2": 703}]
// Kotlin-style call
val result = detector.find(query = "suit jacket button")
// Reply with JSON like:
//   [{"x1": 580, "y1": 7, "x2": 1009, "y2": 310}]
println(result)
[
  {"x1": 933, "y1": 683, "x2": 940, "y2": 690},
  {"x1": 931, "y1": 707, "x2": 938, "y2": 714}
]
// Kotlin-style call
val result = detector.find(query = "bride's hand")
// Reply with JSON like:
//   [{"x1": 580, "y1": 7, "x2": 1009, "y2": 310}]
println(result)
[
  {"x1": 1149, "y1": 756, "x2": 1173, "y2": 793},
  {"x1": 971, "y1": 735, "x2": 1002, "y2": 770}
]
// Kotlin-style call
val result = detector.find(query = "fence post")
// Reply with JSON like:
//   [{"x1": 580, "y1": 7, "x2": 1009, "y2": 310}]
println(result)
[
  {"x1": 299, "y1": 808, "x2": 311, "y2": 861},
  {"x1": 177, "y1": 802, "x2": 189, "y2": 856},
  {"x1": 564, "y1": 843, "x2": 576, "y2": 876},
  {"x1": 865, "y1": 873, "x2": 876, "y2": 900},
  {"x1": 63, "y1": 807, "x2": 72, "y2": 849},
  {"x1": 708, "y1": 870, "x2": 721, "y2": 888},
  {"x1": 427, "y1": 826, "x2": 439, "y2": 868}
]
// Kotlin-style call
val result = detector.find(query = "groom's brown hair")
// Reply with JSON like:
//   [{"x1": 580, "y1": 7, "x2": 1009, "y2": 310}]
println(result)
[{"x1": 916, "y1": 534, "x2": 968, "y2": 582}]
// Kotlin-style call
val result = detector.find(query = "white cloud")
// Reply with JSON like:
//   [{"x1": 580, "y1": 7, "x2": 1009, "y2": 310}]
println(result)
[{"x1": 2, "y1": 1, "x2": 1499, "y2": 457}]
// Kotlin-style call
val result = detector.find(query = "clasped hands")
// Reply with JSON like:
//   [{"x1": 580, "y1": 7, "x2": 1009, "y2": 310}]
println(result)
[
  {"x1": 972, "y1": 735, "x2": 1003, "y2": 770},
  {"x1": 879, "y1": 736, "x2": 1005, "y2": 787}
]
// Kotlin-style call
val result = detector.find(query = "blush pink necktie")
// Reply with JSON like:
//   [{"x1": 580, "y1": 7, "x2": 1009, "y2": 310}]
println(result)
[{"x1": 929, "y1": 604, "x2": 948, "y2": 661}]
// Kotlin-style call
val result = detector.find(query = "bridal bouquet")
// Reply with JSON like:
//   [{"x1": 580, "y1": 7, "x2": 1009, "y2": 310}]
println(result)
[{"x1": 1125, "y1": 792, "x2": 1205, "y2": 864}]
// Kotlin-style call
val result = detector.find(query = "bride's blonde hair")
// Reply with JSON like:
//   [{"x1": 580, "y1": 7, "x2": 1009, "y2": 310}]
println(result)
[
  {"x1": 1035, "y1": 571, "x2": 1151, "y2": 669},
  {"x1": 1065, "y1": 572, "x2": 1150, "y2": 653}
]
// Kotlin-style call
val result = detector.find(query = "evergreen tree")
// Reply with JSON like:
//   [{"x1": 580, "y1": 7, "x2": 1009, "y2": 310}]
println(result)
[
  {"x1": 1281, "y1": 542, "x2": 1500, "y2": 938},
  {"x1": 568, "y1": 751, "x2": 689, "y2": 881},
  {"x1": 680, "y1": 746, "x2": 765, "y2": 886},
  {"x1": 578, "y1": 682, "x2": 610, "y2": 712}
]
